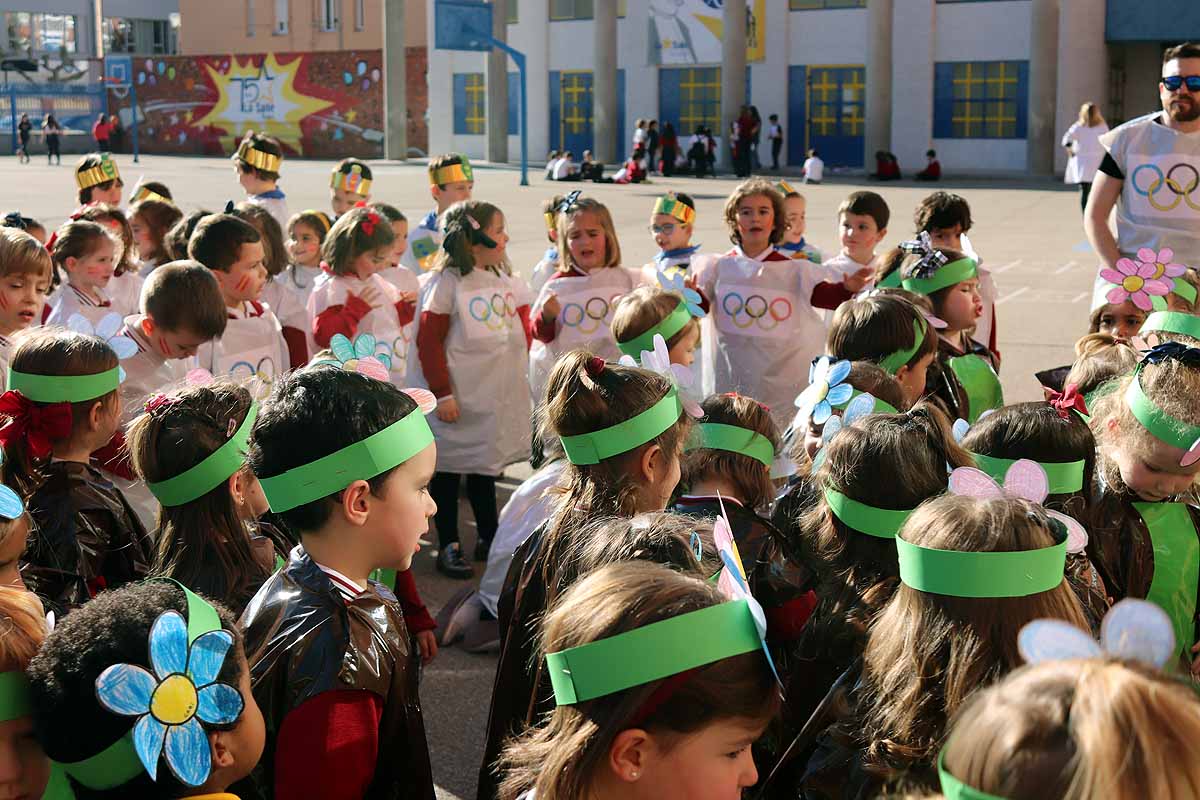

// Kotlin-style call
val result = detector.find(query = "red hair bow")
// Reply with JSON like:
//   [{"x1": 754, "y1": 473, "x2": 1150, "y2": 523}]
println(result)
[
  {"x1": 1045, "y1": 383, "x2": 1088, "y2": 420},
  {"x1": 360, "y1": 210, "x2": 380, "y2": 237},
  {"x1": 0, "y1": 391, "x2": 73, "y2": 461}
]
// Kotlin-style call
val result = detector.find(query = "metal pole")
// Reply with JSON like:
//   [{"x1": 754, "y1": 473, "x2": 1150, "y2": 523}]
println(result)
[
  {"x1": 130, "y1": 77, "x2": 139, "y2": 163},
  {"x1": 490, "y1": 39, "x2": 528, "y2": 186},
  {"x1": 486, "y1": 0, "x2": 508, "y2": 163},
  {"x1": 382, "y1": 0, "x2": 408, "y2": 160}
]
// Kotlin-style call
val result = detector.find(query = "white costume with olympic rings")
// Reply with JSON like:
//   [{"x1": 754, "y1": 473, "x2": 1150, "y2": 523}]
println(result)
[
  {"x1": 528, "y1": 266, "x2": 638, "y2": 406},
  {"x1": 1101, "y1": 110, "x2": 1200, "y2": 264},
  {"x1": 695, "y1": 246, "x2": 839, "y2": 430},
  {"x1": 308, "y1": 272, "x2": 412, "y2": 384},
  {"x1": 196, "y1": 300, "x2": 287, "y2": 391},
  {"x1": 411, "y1": 266, "x2": 532, "y2": 476}
]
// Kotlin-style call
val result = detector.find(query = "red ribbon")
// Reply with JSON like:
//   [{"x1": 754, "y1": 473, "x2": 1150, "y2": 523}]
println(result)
[
  {"x1": 319, "y1": 260, "x2": 335, "y2": 275},
  {"x1": 0, "y1": 391, "x2": 73, "y2": 460},
  {"x1": 586, "y1": 357, "x2": 607, "y2": 378},
  {"x1": 360, "y1": 210, "x2": 380, "y2": 237},
  {"x1": 1045, "y1": 383, "x2": 1088, "y2": 420}
]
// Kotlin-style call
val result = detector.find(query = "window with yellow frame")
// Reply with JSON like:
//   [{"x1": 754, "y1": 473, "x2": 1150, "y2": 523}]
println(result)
[
  {"x1": 934, "y1": 60, "x2": 1028, "y2": 139},
  {"x1": 453, "y1": 72, "x2": 486, "y2": 135}
]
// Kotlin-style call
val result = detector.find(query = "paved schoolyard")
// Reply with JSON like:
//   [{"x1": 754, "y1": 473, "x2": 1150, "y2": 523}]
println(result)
[{"x1": 3, "y1": 152, "x2": 1095, "y2": 798}]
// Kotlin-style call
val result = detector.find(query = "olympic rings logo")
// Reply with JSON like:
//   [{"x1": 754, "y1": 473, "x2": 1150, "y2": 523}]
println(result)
[
  {"x1": 468, "y1": 292, "x2": 518, "y2": 331},
  {"x1": 229, "y1": 356, "x2": 277, "y2": 384},
  {"x1": 1131, "y1": 163, "x2": 1200, "y2": 211},
  {"x1": 560, "y1": 293, "x2": 623, "y2": 336},
  {"x1": 720, "y1": 290, "x2": 794, "y2": 331}
]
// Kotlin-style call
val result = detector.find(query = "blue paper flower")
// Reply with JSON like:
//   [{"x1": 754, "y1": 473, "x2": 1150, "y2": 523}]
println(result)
[
  {"x1": 0, "y1": 449, "x2": 22, "y2": 520},
  {"x1": 326, "y1": 333, "x2": 393, "y2": 381},
  {"x1": 811, "y1": 392, "x2": 877, "y2": 472},
  {"x1": 795, "y1": 357, "x2": 852, "y2": 426},
  {"x1": 656, "y1": 270, "x2": 706, "y2": 317},
  {"x1": 95, "y1": 611, "x2": 244, "y2": 787}
]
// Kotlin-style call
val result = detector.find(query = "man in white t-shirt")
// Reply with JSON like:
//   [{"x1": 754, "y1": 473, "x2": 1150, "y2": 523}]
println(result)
[
  {"x1": 802, "y1": 148, "x2": 824, "y2": 184},
  {"x1": 551, "y1": 151, "x2": 579, "y2": 181}
]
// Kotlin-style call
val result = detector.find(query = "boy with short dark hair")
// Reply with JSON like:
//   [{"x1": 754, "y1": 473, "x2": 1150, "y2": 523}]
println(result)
[
  {"x1": 240, "y1": 367, "x2": 438, "y2": 800},
  {"x1": 233, "y1": 131, "x2": 288, "y2": 233},
  {"x1": 331, "y1": 158, "x2": 374, "y2": 217},
  {"x1": 824, "y1": 190, "x2": 890, "y2": 281},
  {"x1": 74, "y1": 152, "x2": 123, "y2": 206},
  {"x1": 188, "y1": 213, "x2": 287, "y2": 387},
  {"x1": 402, "y1": 153, "x2": 474, "y2": 275}
]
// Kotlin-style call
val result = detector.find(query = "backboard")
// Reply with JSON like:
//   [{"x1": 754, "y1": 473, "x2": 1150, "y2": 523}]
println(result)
[
  {"x1": 435, "y1": 0, "x2": 494, "y2": 51},
  {"x1": 104, "y1": 55, "x2": 133, "y2": 88}
]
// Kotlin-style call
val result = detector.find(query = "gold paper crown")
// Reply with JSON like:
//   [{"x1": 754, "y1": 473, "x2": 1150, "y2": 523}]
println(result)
[
  {"x1": 543, "y1": 211, "x2": 557, "y2": 232},
  {"x1": 330, "y1": 164, "x2": 372, "y2": 196},
  {"x1": 777, "y1": 180, "x2": 797, "y2": 196},
  {"x1": 234, "y1": 137, "x2": 282, "y2": 174},
  {"x1": 652, "y1": 194, "x2": 696, "y2": 225},
  {"x1": 131, "y1": 185, "x2": 169, "y2": 204},
  {"x1": 76, "y1": 154, "x2": 120, "y2": 190},
  {"x1": 430, "y1": 156, "x2": 473, "y2": 187},
  {"x1": 300, "y1": 209, "x2": 333, "y2": 234}
]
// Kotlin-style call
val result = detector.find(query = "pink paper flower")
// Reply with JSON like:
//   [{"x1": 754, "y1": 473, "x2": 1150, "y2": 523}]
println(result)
[
  {"x1": 1100, "y1": 258, "x2": 1171, "y2": 311},
  {"x1": 1135, "y1": 247, "x2": 1187, "y2": 282}
]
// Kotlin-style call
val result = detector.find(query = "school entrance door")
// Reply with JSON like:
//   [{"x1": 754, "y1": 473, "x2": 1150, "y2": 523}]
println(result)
[
  {"x1": 549, "y1": 69, "x2": 625, "y2": 161},
  {"x1": 787, "y1": 65, "x2": 864, "y2": 169}
]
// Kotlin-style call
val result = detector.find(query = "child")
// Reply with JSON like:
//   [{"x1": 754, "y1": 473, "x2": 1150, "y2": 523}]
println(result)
[
  {"x1": 1064, "y1": 332, "x2": 1138, "y2": 403},
  {"x1": 498, "y1": 561, "x2": 778, "y2": 800},
  {"x1": 2, "y1": 211, "x2": 45, "y2": 244},
  {"x1": 694, "y1": 179, "x2": 873, "y2": 429},
  {"x1": 232, "y1": 131, "x2": 288, "y2": 233},
  {"x1": 46, "y1": 220, "x2": 119, "y2": 326},
  {"x1": 414, "y1": 201, "x2": 532, "y2": 578},
  {"x1": 1088, "y1": 342, "x2": 1200, "y2": 663},
  {"x1": 188, "y1": 213, "x2": 287, "y2": 388},
  {"x1": 28, "y1": 580, "x2": 266, "y2": 797},
  {"x1": 962, "y1": 399, "x2": 1111, "y2": 630},
  {"x1": 643, "y1": 192, "x2": 701, "y2": 280},
  {"x1": 528, "y1": 195, "x2": 636, "y2": 405},
  {"x1": 478, "y1": 350, "x2": 694, "y2": 798},
  {"x1": 165, "y1": 209, "x2": 211, "y2": 261},
  {"x1": 612, "y1": 285, "x2": 703, "y2": 367},
  {"x1": 277, "y1": 209, "x2": 332, "y2": 361},
  {"x1": 308, "y1": 205, "x2": 414, "y2": 383},
  {"x1": 0, "y1": 228, "x2": 52, "y2": 389},
  {"x1": 915, "y1": 148, "x2": 941, "y2": 181},
  {"x1": 914, "y1": 191, "x2": 999, "y2": 357},
  {"x1": 777, "y1": 183, "x2": 824, "y2": 262},
  {"x1": 403, "y1": 153, "x2": 474, "y2": 275},
  {"x1": 529, "y1": 194, "x2": 563, "y2": 296},
  {"x1": 801, "y1": 491, "x2": 1088, "y2": 796},
  {"x1": 129, "y1": 196, "x2": 183, "y2": 276},
  {"x1": 879, "y1": 238, "x2": 1001, "y2": 422},
  {"x1": 330, "y1": 157, "x2": 373, "y2": 217},
  {"x1": 242, "y1": 366, "x2": 437, "y2": 799},
  {"x1": 129, "y1": 178, "x2": 173, "y2": 204},
  {"x1": 941, "y1": 657, "x2": 1200, "y2": 798},
  {"x1": 74, "y1": 152, "x2": 123, "y2": 206},
  {"x1": 371, "y1": 204, "x2": 419, "y2": 325},
  {"x1": 0, "y1": 587, "x2": 52, "y2": 799},
  {"x1": 823, "y1": 190, "x2": 888, "y2": 281},
  {"x1": 827, "y1": 293, "x2": 939, "y2": 407},
  {"x1": 802, "y1": 147, "x2": 823, "y2": 184},
  {"x1": 129, "y1": 381, "x2": 285, "y2": 614},
  {"x1": 768, "y1": 112, "x2": 783, "y2": 170},
  {"x1": 74, "y1": 203, "x2": 144, "y2": 319},
  {"x1": 233, "y1": 202, "x2": 306, "y2": 370},
  {"x1": 3, "y1": 330, "x2": 152, "y2": 615}
]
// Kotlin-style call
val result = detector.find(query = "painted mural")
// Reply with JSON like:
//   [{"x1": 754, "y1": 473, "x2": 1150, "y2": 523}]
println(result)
[
  {"x1": 649, "y1": 0, "x2": 767, "y2": 65},
  {"x1": 106, "y1": 50, "x2": 391, "y2": 158}
]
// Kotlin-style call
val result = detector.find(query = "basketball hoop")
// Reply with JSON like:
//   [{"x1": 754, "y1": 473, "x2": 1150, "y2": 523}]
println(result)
[{"x1": 104, "y1": 75, "x2": 129, "y2": 100}]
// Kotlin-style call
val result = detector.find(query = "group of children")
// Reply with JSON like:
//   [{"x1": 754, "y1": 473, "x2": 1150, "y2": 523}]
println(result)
[{"x1": 0, "y1": 131, "x2": 1198, "y2": 800}]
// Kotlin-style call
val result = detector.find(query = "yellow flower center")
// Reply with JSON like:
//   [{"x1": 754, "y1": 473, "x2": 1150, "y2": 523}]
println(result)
[
  {"x1": 1122, "y1": 275, "x2": 1146, "y2": 293},
  {"x1": 150, "y1": 674, "x2": 198, "y2": 726},
  {"x1": 344, "y1": 358, "x2": 359, "y2": 371},
  {"x1": 1152, "y1": 262, "x2": 1166, "y2": 279},
  {"x1": 815, "y1": 380, "x2": 830, "y2": 400}
]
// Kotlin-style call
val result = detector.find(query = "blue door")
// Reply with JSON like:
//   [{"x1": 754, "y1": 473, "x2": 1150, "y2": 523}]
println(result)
[
  {"x1": 806, "y1": 65, "x2": 865, "y2": 168},
  {"x1": 549, "y1": 70, "x2": 626, "y2": 161}
]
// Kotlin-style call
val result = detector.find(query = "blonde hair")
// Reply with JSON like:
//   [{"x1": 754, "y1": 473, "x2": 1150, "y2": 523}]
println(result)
[
  {"x1": 1167, "y1": 268, "x2": 1200, "y2": 313},
  {"x1": 723, "y1": 178, "x2": 787, "y2": 247},
  {"x1": 0, "y1": 586, "x2": 48, "y2": 671},
  {"x1": 1066, "y1": 333, "x2": 1138, "y2": 398},
  {"x1": 943, "y1": 658, "x2": 1200, "y2": 799},
  {"x1": 611, "y1": 286, "x2": 699, "y2": 353},
  {"x1": 557, "y1": 198, "x2": 621, "y2": 272},
  {"x1": 857, "y1": 494, "x2": 1088, "y2": 778},
  {"x1": 0, "y1": 227, "x2": 51, "y2": 284},
  {"x1": 1078, "y1": 102, "x2": 1105, "y2": 128},
  {"x1": 498, "y1": 561, "x2": 778, "y2": 800}
]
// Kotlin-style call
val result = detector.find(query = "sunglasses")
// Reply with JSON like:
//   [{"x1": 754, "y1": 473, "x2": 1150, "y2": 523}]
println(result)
[
  {"x1": 649, "y1": 223, "x2": 677, "y2": 236},
  {"x1": 1161, "y1": 75, "x2": 1200, "y2": 92}
]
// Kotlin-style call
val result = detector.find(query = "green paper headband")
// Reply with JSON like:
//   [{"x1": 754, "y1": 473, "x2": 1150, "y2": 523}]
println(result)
[
  {"x1": 8, "y1": 366, "x2": 122, "y2": 403},
  {"x1": 259, "y1": 407, "x2": 435, "y2": 512},
  {"x1": 902, "y1": 257, "x2": 978, "y2": 296},
  {"x1": 971, "y1": 453, "x2": 1085, "y2": 495},
  {"x1": 147, "y1": 403, "x2": 258, "y2": 507},
  {"x1": 824, "y1": 487, "x2": 913, "y2": 539},
  {"x1": 546, "y1": 598, "x2": 760, "y2": 705},
  {"x1": 0, "y1": 671, "x2": 31, "y2": 722},
  {"x1": 896, "y1": 532, "x2": 1067, "y2": 598},
  {"x1": 1126, "y1": 372, "x2": 1200, "y2": 452},
  {"x1": 938, "y1": 750, "x2": 1004, "y2": 800},
  {"x1": 617, "y1": 300, "x2": 692, "y2": 358},
  {"x1": 560, "y1": 388, "x2": 683, "y2": 466},
  {"x1": 57, "y1": 580, "x2": 222, "y2": 790},
  {"x1": 879, "y1": 317, "x2": 928, "y2": 374},
  {"x1": 1140, "y1": 310, "x2": 1200, "y2": 340},
  {"x1": 688, "y1": 422, "x2": 774, "y2": 467}
]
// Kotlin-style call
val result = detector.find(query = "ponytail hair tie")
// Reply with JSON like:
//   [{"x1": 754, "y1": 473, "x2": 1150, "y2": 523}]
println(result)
[{"x1": 586, "y1": 357, "x2": 606, "y2": 378}]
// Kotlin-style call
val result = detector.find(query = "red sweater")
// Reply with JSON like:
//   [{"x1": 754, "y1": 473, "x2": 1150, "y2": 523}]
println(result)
[{"x1": 313, "y1": 294, "x2": 416, "y2": 350}]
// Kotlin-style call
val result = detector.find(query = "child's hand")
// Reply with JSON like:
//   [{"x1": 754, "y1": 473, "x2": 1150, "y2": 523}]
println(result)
[
  {"x1": 436, "y1": 397, "x2": 460, "y2": 423},
  {"x1": 416, "y1": 629, "x2": 439, "y2": 665},
  {"x1": 397, "y1": 290, "x2": 417, "y2": 304},
  {"x1": 541, "y1": 293, "x2": 561, "y2": 320},
  {"x1": 843, "y1": 267, "x2": 875, "y2": 293},
  {"x1": 684, "y1": 274, "x2": 700, "y2": 291},
  {"x1": 352, "y1": 285, "x2": 383, "y2": 310}
]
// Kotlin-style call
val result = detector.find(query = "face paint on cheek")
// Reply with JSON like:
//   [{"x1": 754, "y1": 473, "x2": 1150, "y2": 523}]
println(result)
[
  {"x1": 157, "y1": 335, "x2": 171, "y2": 356},
  {"x1": 235, "y1": 274, "x2": 250, "y2": 293},
  {"x1": 0, "y1": 294, "x2": 10, "y2": 310}
]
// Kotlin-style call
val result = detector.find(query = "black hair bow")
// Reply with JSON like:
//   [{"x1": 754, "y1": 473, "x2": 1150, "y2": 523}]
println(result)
[
  {"x1": 1140, "y1": 340, "x2": 1200, "y2": 367},
  {"x1": 898, "y1": 231, "x2": 949, "y2": 279},
  {"x1": 556, "y1": 190, "x2": 583, "y2": 214}
]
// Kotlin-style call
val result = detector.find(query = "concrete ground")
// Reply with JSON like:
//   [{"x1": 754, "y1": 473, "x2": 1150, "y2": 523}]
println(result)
[{"x1": 5, "y1": 153, "x2": 1095, "y2": 798}]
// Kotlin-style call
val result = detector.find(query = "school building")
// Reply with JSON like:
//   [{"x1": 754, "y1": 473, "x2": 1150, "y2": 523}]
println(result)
[{"x1": 425, "y1": 0, "x2": 1200, "y2": 176}]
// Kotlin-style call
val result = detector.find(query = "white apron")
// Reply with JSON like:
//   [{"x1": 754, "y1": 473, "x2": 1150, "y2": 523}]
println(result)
[
  {"x1": 196, "y1": 301, "x2": 286, "y2": 395},
  {"x1": 411, "y1": 267, "x2": 532, "y2": 476},
  {"x1": 45, "y1": 285, "x2": 118, "y2": 328},
  {"x1": 308, "y1": 273, "x2": 411, "y2": 384},
  {"x1": 262, "y1": 264, "x2": 323, "y2": 361},
  {"x1": 528, "y1": 266, "x2": 637, "y2": 407}
]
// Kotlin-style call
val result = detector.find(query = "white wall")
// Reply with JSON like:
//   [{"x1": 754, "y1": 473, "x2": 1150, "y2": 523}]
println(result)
[
  {"x1": 507, "y1": 0, "x2": 551, "y2": 164},
  {"x1": 891, "y1": 0, "x2": 935, "y2": 169},
  {"x1": 788, "y1": 7, "x2": 868, "y2": 64},
  {"x1": 934, "y1": 1, "x2": 1030, "y2": 62},
  {"x1": 932, "y1": 138, "x2": 1028, "y2": 173}
]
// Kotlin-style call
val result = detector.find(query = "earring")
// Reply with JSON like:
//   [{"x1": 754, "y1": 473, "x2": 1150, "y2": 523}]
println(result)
[{"x1": 630, "y1": 770, "x2": 640, "y2": 780}]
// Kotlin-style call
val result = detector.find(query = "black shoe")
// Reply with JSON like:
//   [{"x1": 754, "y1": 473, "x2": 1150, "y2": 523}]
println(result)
[
  {"x1": 436, "y1": 542, "x2": 474, "y2": 579},
  {"x1": 474, "y1": 538, "x2": 491, "y2": 562}
]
